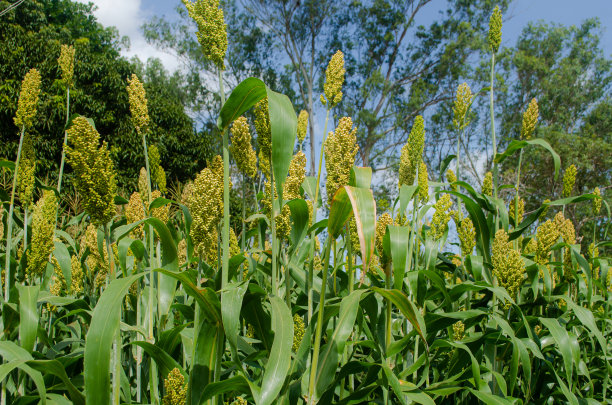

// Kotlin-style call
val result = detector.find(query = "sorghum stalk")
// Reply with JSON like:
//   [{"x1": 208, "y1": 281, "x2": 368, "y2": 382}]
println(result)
[
  {"x1": 57, "y1": 86, "x2": 70, "y2": 198},
  {"x1": 308, "y1": 237, "x2": 332, "y2": 405},
  {"x1": 4, "y1": 125, "x2": 25, "y2": 300},
  {"x1": 514, "y1": 150, "x2": 524, "y2": 229},
  {"x1": 489, "y1": 6, "x2": 502, "y2": 205},
  {"x1": 490, "y1": 54, "x2": 498, "y2": 202},
  {"x1": 308, "y1": 108, "x2": 330, "y2": 323},
  {"x1": 218, "y1": 67, "x2": 230, "y2": 290},
  {"x1": 240, "y1": 176, "x2": 246, "y2": 281}
]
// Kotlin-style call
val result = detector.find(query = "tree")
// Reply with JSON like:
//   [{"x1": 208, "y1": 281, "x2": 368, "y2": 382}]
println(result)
[
  {"x1": 493, "y1": 19, "x2": 611, "y2": 249},
  {"x1": 0, "y1": 0, "x2": 205, "y2": 189}
]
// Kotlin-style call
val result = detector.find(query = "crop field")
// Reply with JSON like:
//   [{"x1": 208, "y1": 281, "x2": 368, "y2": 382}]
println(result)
[{"x1": 0, "y1": 0, "x2": 610, "y2": 404}]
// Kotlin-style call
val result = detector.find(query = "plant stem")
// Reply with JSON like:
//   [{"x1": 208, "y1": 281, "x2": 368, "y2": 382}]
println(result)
[
  {"x1": 270, "y1": 166, "x2": 278, "y2": 295},
  {"x1": 514, "y1": 149, "x2": 524, "y2": 233},
  {"x1": 240, "y1": 175, "x2": 246, "y2": 282},
  {"x1": 217, "y1": 66, "x2": 229, "y2": 405},
  {"x1": 308, "y1": 237, "x2": 332, "y2": 404},
  {"x1": 308, "y1": 108, "x2": 331, "y2": 324},
  {"x1": 218, "y1": 68, "x2": 230, "y2": 291},
  {"x1": 57, "y1": 86, "x2": 70, "y2": 196},
  {"x1": 490, "y1": 52, "x2": 498, "y2": 202},
  {"x1": 4, "y1": 125, "x2": 26, "y2": 301},
  {"x1": 456, "y1": 127, "x2": 464, "y2": 182},
  {"x1": 385, "y1": 262, "x2": 392, "y2": 353}
]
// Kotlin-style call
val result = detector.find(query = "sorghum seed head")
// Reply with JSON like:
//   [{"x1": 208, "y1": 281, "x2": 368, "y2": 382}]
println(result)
[
  {"x1": 488, "y1": 6, "x2": 502, "y2": 53},
  {"x1": 321, "y1": 50, "x2": 345, "y2": 108},
  {"x1": 26, "y1": 190, "x2": 58, "y2": 279},
  {"x1": 182, "y1": 0, "x2": 227, "y2": 69},
  {"x1": 520, "y1": 98, "x2": 539, "y2": 140},
  {"x1": 292, "y1": 314, "x2": 305, "y2": 352},
  {"x1": 592, "y1": 187, "x2": 601, "y2": 216},
  {"x1": 126, "y1": 192, "x2": 145, "y2": 238},
  {"x1": 509, "y1": 195, "x2": 524, "y2": 226},
  {"x1": 66, "y1": 117, "x2": 117, "y2": 226},
  {"x1": 162, "y1": 368, "x2": 187, "y2": 405},
  {"x1": 297, "y1": 110, "x2": 309, "y2": 144},
  {"x1": 324, "y1": 117, "x2": 358, "y2": 200},
  {"x1": 535, "y1": 218, "x2": 560, "y2": 265},
  {"x1": 399, "y1": 116, "x2": 425, "y2": 187},
  {"x1": 452, "y1": 82, "x2": 473, "y2": 130},
  {"x1": 14, "y1": 68, "x2": 42, "y2": 129},
  {"x1": 418, "y1": 161, "x2": 429, "y2": 203},
  {"x1": 562, "y1": 164, "x2": 576, "y2": 198},
  {"x1": 453, "y1": 321, "x2": 465, "y2": 341},
  {"x1": 376, "y1": 213, "x2": 393, "y2": 265},
  {"x1": 189, "y1": 156, "x2": 227, "y2": 265},
  {"x1": 126, "y1": 74, "x2": 150, "y2": 136},
  {"x1": 58, "y1": 44, "x2": 76, "y2": 87},
  {"x1": 482, "y1": 171, "x2": 493, "y2": 196},
  {"x1": 492, "y1": 229, "x2": 525, "y2": 301},
  {"x1": 430, "y1": 194, "x2": 453, "y2": 240},
  {"x1": 230, "y1": 116, "x2": 257, "y2": 178},
  {"x1": 446, "y1": 169, "x2": 457, "y2": 192},
  {"x1": 457, "y1": 216, "x2": 476, "y2": 257},
  {"x1": 17, "y1": 134, "x2": 36, "y2": 210},
  {"x1": 254, "y1": 98, "x2": 271, "y2": 178}
]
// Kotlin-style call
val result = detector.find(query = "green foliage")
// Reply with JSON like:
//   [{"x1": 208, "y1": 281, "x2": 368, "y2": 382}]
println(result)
[
  {"x1": 0, "y1": 0, "x2": 208, "y2": 189},
  {"x1": 0, "y1": 2, "x2": 610, "y2": 405}
]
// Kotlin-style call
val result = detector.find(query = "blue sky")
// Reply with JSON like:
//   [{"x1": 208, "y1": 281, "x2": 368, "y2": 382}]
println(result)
[{"x1": 78, "y1": 0, "x2": 612, "y2": 72}]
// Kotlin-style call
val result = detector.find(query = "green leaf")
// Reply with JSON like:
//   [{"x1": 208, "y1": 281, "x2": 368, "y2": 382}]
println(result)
[
  {"x1": 0, "y1": 359, "x2": 47, "y2": 404},
  {"x1": 314, "y1": 290, "x2": 366, "y2": 399},
  {"x1": 267, "y1": 88, "x2": 297, "y2": 199},
  {"x1": 349, "y1": 166, "x2": 372, "y2": 188},
  {"x1": 329, "y1": 186, "x2": 377, "y2": 273},
  {"x1": 155, "y1": 268, "x2": 221, "y2": 324},
  {"x1": 301, "y1": 176, "x2": 321, "y2": 208},
  {"x1": 286, "y1": 198, "x2": 310, "y2": 254},
  {"x1": 0, "y1": 342, "x2": 46, "y2": 403},
  {"x1": 217, "y1": 77, "x2": 267, "y2": 130},
  {"x1": 17, "y1": 284, "x2": 39, "y2": 353},
  {"x1": 398, "y1": 185, "x2": 418, "y2": 217},
  {"x1": 200, "y1": 374, "x2": 252, "y2": 403},
  {"x1": 328, "y1": 187, "x2": 354, "y2": 239},
  {"x1": 256, "y1": 296, "x2": 293, "y2": 405},
  {"x1": 130, "y1": 341, "x2": 185, "y2": 380},
  {"x1": 190, "y1": 318, "x2": 221, "y2": 405},
  {"x1": 467, "y1": 388, "x2": 515, "y2": 405},
  {"x1": 388, "y1": 226, "x2": 410, "y2": 290},
  {"x1": 540, "y1": 318, "x2": 574, "y2": 385},
  {"x1": 27, "y1": 359, "x2": 86, "y2": 405},
  {"x1": 221, "y1": 281, "x2": 248, "y2": 360},
  {"x1": 53, "y1": 242, "x2": 72, "y2": 290},
  {"x1": 371, "y1": 288, "x2": 427, "y2": 349},
  {"x1": 447, "y1": 191, "x2": 490, "y2": 263},
  {"x1": 84, "y1": 273, "x2": 144, "y2": 405},
  {"x1": 494, "y1": 139, "x2": 561, "y2": 180}
]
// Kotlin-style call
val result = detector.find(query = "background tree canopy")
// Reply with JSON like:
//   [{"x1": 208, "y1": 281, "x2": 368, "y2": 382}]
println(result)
[
  {"x1": 0, "y1": 0, "x2": 212, "y2": 190},
  {"x1": 1, "y1": 0, "x2": 609, "y2": 248}
]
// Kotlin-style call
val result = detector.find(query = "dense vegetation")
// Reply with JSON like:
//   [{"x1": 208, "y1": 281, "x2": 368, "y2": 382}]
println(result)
[{"x1": 0, "y1": 0, "x2": 610, "y2": 404}]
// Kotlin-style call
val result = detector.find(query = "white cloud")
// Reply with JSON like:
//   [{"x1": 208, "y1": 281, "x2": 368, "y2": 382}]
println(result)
[{"x1": 74, "y1": 0, "x2": 180, "y2": 72}]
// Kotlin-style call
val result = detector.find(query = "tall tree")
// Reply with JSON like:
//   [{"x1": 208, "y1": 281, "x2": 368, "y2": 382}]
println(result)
[
  {"x1": 493, "y1": 19, "x2": 611, "y2": 248},
  {"x1": 0, "y1": 0, "x2": 204, "y2": 189}
]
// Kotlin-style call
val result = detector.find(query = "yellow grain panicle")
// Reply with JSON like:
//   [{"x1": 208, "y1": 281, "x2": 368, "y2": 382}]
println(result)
[
  {"x1": 14, "y1": 68, "x2": 42, "y2": 129},
  {"x1": 324, "y1": 117, "x2": 359, "y2": 200},
  {"x1": 182, "y1": 0, "x2": 227, "y2": 69},
  {"x1": 230, "y1": 116, "x2": 257, "y2": 178},
  {"x1": 520, "y1": 98, "x2": 539, "y2": 140},
  {"x1": 321, "y1": 50, "x2": 345, "y2": 108},
  {"x1": 399, "y1": 116, "x2": 425, "y2": 187}
]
